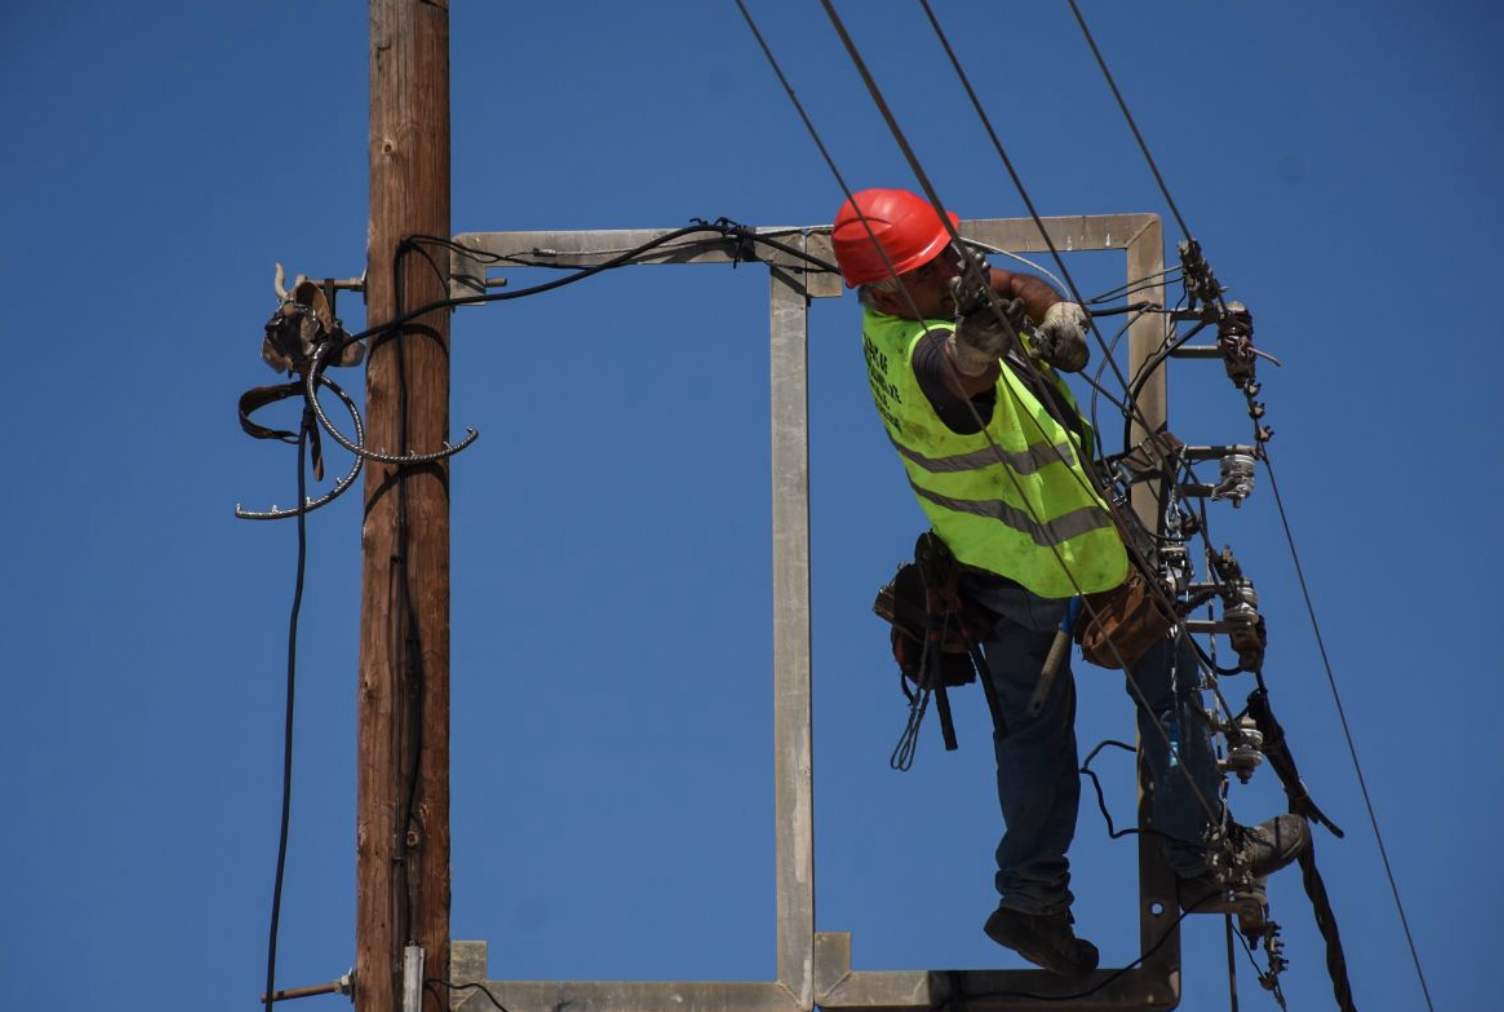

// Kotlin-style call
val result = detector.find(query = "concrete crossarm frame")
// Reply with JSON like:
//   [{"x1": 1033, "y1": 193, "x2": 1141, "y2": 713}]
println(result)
[{"x1": 446, "y1": 214, "x2": 1177, "y2": 1012}]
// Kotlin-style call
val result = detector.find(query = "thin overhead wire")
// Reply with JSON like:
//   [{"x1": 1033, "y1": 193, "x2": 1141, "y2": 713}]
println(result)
[
  {"x1": 1262, "y1": 451, "x2": 1436, "y2": 1012},
  {"x1": 914, "y1": 0, "x2": 1162, "y2": 447},
  {"x1": 1063, "y1": 0, "x2": 1193, "y2": 241}
]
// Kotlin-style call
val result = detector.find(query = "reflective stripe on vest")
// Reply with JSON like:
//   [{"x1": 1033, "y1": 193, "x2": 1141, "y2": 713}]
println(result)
[
  {"x1": 889, "y1": 431, "x2": 1077, "y2": 475},
  {"x1": 908, "y1": 480, "x2": 1113, "y2": 547},
  {"x1": 862, "y1": 309, "x2": 1128, "y2": 598}
]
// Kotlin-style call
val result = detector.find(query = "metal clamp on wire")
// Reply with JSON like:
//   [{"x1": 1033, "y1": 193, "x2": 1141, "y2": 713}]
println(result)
[
  {"x1": 1212, "y1": 453, "x2": 1258, "y2": 506},
  {"x1": 1182, "y1": 444, "x2": 1259, "y2": 507},
  {"x1": 1216, "y1": 713, "x2": 1266, "y2": 784},
  {"x1": 1215, "y1": 548, "x2": 1266, "y2": 672},
  {"x1": 1178, "y1": 238, "x2": 1224, "y2": 315},
  {"x1": 1182, "y1": 547, "x2": 1267, "y2": 673}
]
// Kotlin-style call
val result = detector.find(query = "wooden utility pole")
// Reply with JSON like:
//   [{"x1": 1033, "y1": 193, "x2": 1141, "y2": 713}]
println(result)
[{"x1": 359, "y1": 1, "x2": 451, "y2": 1010}]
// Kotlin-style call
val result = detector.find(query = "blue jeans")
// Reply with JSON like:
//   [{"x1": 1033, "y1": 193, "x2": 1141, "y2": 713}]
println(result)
[
  {"x1": 973, "y1": 586, "x2": 1222, "y2": 915},
  {"x1": 1129, "y1": 634, "x2": 1223, "y2": 877}
]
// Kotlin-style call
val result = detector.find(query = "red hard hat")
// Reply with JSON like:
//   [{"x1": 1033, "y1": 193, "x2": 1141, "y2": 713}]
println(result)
[{"x1": 832, "y1": 188, "x2": 960, "y2": 288}]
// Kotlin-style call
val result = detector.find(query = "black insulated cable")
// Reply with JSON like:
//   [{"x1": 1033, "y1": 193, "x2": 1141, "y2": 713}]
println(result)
[
  {"x1": 265, "y1": 406, "x2": 313, "y2": 1012},
  {"x1": 302, "y1": 221, "x2": 824, "y2": 467},
  {"x1": 316, "y1": 224, "x2": 735, "y2": 370},
  {"x1": 427, "y1": 978, "x2": 513, "y2": 1012}
]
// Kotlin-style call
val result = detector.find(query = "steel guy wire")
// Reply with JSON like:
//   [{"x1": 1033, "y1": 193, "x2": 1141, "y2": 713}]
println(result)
[
  {"x1": 738, "y1": 0, "x2": 1226, "y2": 829},
  {"x1": 1261, "y1": 449, "x2": 1436, "y2": 1012}
]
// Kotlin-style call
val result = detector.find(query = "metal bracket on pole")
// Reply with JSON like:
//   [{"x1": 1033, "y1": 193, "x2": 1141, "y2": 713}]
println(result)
[{"x1": 403, "y1": 946, "x2": 426, "y2": 1012}]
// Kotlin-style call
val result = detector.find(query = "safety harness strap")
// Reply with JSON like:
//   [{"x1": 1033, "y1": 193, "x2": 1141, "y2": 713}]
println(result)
[{"x1": 239, "y1": 381, "x2": 325, "y2": 481}]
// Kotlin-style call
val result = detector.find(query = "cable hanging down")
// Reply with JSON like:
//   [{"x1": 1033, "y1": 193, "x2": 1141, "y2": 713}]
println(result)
[{"x1": 264, "y1": 407, "x2": 313, "y2": 1012}]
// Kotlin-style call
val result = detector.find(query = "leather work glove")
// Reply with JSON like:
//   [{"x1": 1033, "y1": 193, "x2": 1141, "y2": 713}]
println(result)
[
  {"x1": 951, "y1": 285, "x2": 1027, "y2": 375},
  {"x1": 1033, "y1": 301, "x2": 1091, "y2": 372}
]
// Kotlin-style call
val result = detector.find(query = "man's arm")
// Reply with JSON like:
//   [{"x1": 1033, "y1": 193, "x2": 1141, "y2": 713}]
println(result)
[
  {"x1": 991, "y1": 267, "x2": 1091, "y2": 373},
  {"x1": 935, "y1": 263, "x2": 1090, "y2": 398},
  {"x1": 940, "y1": 267, "x2": 1059, "y2": 398},
  {"x1": 990, "y1": 267, "x2": 1062, "y2": 324}
]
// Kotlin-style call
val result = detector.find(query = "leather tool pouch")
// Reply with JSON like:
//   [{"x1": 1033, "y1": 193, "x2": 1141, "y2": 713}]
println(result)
[
  {"x1": 1075, "y1": 568, "x2": 1173, "y2": 670},
  {"x1": 872, "y1": 533, "x2": 980, "y2": 689}
]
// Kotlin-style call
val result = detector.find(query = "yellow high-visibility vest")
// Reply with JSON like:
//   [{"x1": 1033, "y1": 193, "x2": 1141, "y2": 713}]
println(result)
[{"x1": 863, "y1": 308, "x2": 1128, "y2": 598}]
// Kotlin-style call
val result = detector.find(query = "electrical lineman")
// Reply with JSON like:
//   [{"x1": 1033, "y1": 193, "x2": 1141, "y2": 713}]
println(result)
[{"x1": 835, "y1": 187, "x2": 1310, "y2": 979}]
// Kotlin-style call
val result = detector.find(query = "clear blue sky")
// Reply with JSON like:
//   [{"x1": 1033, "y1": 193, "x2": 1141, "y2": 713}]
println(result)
[{"x1": 3, "y1": 2, "x2": 1500, "y2": 1010}]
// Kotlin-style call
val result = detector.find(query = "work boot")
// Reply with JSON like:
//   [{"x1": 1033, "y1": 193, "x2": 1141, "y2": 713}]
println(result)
[
  {"x1": 983, "y1": 906, "x2": 1099, "y2": 978},
  {"x1": 1178, "y1": 814, "x2": 1310, "y2": 909},
  {"x1": 1233, "y1": 814, "x2": 1310, "y2": 876}
]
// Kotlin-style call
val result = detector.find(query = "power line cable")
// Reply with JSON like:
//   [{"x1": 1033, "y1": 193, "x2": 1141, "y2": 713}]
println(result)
[
  {"x1": 1063, "y1": 0, "x2": 1193, "y2": 241},
  {"x1": 390, "y1": 242, "x2": 432, "y2": 945},
  {"x1": 265, "y1": 407, "x2": 314, "y2": 1012},
  {"x1": 915, "y1": 0, "x2": 1164, "y2": 446},
  {"x1": 1262, "y1": 450, "x2": 1435, "y2": 1012}
]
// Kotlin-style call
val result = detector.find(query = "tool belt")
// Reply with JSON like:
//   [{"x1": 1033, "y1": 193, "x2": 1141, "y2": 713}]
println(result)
[
  {"x1": 873, "y1": 532, "x2": 1002, "y2": 768},
  {"x1": 1074, "y1": 567, "x2": 1173, "y2": 670},
  {"x1": 873, "y1": 532, "x2": 984, "y2": 690}
]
